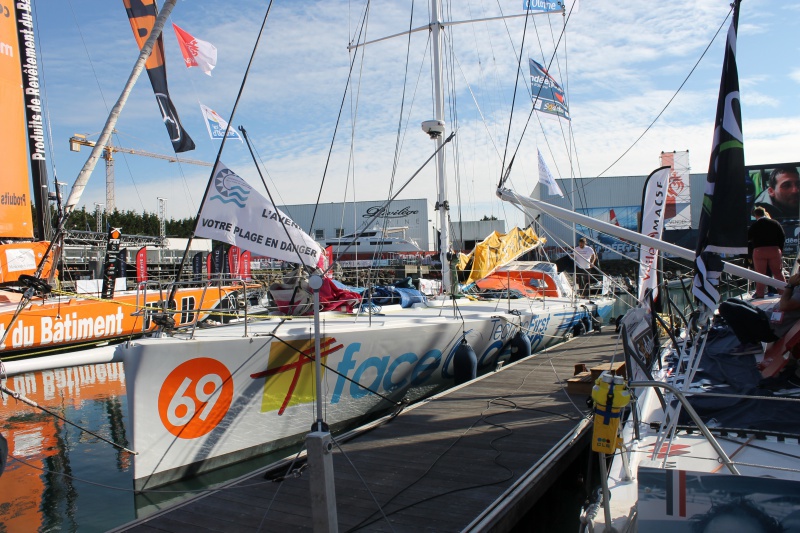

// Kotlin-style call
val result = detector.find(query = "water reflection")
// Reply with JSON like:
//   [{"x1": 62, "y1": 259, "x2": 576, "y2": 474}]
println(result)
[
  {"x1": 0, "y1": 362, "x2": 132, "y2": 532},
  {"x1": 0, "y1": 361, "x2": 303, "y2": 531}
]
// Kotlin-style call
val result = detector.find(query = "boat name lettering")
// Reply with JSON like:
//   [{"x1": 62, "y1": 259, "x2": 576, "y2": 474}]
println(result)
[
  {"x1": 0, "y1": 307, "x2": 124, "y2": 350},
  {"x1": 492, "y1": 317, "x2": 519, "y2": 341},
  {"x1": 330, "y1": 342, "x2": 442, "y2": 403},
  {"x1": 362, "y1": 205, "x2": 419, "y2": 218},
  {"x1": 16, "y1": 0, "x2": 47, "y2": 161},
  {"x1": 0, "y1": 192, "x2": 27, "y2": 206},
  {"x1": 527, "y1": 315, "x2": 551, "y2": 352}
]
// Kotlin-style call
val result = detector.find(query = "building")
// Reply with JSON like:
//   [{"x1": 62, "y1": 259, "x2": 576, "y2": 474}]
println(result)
[
  {"x1": 279, "y1": 199, "x2": 506, "y2": 253},
  {"x1": 528, "y1": 173, "x2": 707, "y2": 260}
]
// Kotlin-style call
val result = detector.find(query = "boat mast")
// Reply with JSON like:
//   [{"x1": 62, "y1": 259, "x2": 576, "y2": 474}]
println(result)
[{"x1": 430, "y1": 0, "x2": 451, "y2": 293}]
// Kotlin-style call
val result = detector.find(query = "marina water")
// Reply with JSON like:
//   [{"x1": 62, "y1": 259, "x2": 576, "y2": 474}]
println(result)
[{"x1": 0, "y1": 361, "x2": 290, "y2": 531}]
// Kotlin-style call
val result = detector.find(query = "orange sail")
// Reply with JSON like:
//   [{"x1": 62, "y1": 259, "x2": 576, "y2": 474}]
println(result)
[{"x1": 0, "y1": 2, "x2": 34, "y2": 239}]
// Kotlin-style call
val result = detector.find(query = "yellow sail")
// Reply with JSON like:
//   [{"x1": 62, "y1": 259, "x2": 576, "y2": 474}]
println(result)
[
  {"x1": 457, "y1": 227, "x2": 543, "y2": 285},
  {"x1": 0, "y1": 3, "x2": 35, "y2": 239}
]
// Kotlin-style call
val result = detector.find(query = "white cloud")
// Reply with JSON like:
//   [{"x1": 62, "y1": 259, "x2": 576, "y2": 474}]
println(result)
[{"x1": 32, "y1": 0, "x2": 796, "y2": 229}]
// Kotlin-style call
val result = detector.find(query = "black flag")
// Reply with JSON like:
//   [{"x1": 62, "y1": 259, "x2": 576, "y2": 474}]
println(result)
[
  {"x1": 212, "y1": 245, "x2": 224, "y2": 275},
  {"x1": 123, "y1": 0, "x2": 195, "y2": 153},
  {"x1": 192, "y1": 252, "x2": 203, "y2": 281},
  {"x1": 693, "y1": 0, "x2": 746, "y2": 309}
]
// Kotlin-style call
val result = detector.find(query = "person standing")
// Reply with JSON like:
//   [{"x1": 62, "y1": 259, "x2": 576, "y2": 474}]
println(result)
[
  {"x1": 573, "y1": 238, "x2": 597, "y2": 297},
  {"x1": 748, "y1": 206, "x2": 786, "y2": 298}
]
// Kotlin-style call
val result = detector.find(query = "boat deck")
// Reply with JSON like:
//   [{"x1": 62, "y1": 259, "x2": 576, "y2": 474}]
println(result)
[{"x1": 115, "y1": 330, "x2": 621, "y2": 532}]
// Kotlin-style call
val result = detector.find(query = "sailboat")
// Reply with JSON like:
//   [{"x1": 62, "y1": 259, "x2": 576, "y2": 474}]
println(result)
[
  {"x1": 0, "y1": 1, "x2": 251, "y2": 360},
  {"x1": 115, "y1": 1, "x2": 615, "y2": 489},
  {"x1": 499, "y1": 2, "x2": 800, "y2": 529}
]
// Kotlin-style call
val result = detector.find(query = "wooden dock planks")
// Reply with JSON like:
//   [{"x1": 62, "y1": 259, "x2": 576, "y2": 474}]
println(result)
[{"x1": 117, "y1": 331, "x2": 621, "y2": 532}]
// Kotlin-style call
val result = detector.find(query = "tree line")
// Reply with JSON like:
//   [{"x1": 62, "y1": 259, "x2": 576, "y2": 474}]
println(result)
[{"x1": 35, "y1": 205, "x2": 197, "y2": 238}]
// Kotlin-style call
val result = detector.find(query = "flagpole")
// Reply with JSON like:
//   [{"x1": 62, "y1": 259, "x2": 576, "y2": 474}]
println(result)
[{"x1": 166, "y1": 0, "x2": 275, "y2": 305}]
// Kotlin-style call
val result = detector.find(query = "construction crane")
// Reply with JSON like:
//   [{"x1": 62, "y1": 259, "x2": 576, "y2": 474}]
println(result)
[{"x1": 69, "y1": 133, "x2": 212, "y2": 213}]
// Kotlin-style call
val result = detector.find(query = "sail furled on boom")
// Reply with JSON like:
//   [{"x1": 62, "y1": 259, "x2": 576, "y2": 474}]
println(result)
[
  {"x1": 693, "y1": 0, "x2": 746, "y2": 309},
  {"x1": 123, "y1": 0, "x2": 195, "y2": 153}
]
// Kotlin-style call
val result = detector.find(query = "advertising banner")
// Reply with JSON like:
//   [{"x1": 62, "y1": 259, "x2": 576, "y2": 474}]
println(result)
[
  {"x1": 101, "y1": 229, "x2": 122, "y2": 299},
  {"x1": 529, "y1": 58, "x2": 570, "y2": 120},
  {"x1": 0, "y1": 2, "x2": 34, "y2": 239},
  {"x1": 136, "y1": 247, "x2": 148, "y2": 283},
  {"x1": 748, "y1": 162, "x2": 800, "y2": 255},
  {"x1": 660, "y1": 151, "x2": 692, "y2": 231},
  {"x1": 638, "y1": 167, "x2": 670, "y2": 303},
  {"x1": 240, "y1": 250, "x2": 251, "y2": 280},
  {"x1": 192, "y1": 252, "x2": 203, "y2": 281},
  {"x1": 576, "y1": 207, "x2": 639, "y2": 260},
  {"x1": 196, "y1": 163, "x2": 322, "y2": 267}
]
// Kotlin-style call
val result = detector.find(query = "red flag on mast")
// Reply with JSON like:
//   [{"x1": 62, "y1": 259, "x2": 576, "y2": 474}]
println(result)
[
  {"x1": 135, "y1": 246, "x2": 148, "y2": 283},
  {"x1": 240, "y1": 251, "x2": 251, "y2": 280},
  {"x1": 228, "y1": 246, "x2": 241, "y2": 278},
  {"x1": 173, "y1": 23, "x2": 217, "y2": 76}
]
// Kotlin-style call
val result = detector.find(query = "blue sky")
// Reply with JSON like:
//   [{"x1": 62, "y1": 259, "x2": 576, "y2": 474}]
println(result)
[{"x1": 29, "y1": 0, "x2": 800, "y2": 228}]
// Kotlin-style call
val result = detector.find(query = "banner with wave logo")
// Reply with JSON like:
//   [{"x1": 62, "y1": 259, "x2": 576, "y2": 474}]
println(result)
[{"x1": 196, "y1": 163, "x2": 322, "y2": 267}]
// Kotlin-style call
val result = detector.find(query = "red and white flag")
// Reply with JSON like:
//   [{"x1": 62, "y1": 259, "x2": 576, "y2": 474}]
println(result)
[
  {"x1": 173, "y1": 23, "x2": 217, "y2": 76},
  {"x1": 240, "y1": 251, "x2": 252, "y2": 280},
  {"x1": 136, "y1": 246, "x2": 147, "y2": 283}
]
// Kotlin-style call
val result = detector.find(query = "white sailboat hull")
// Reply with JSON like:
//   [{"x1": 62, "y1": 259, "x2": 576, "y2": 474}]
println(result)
[
  {"x1": 123, "y1": 296, "x2": 613, "y2": 488},
  {"x1": 586, "y1": 345, "x2": 800, "y2": 532}
]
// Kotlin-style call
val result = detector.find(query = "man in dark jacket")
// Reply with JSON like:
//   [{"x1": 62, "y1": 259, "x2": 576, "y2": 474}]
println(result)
[{"x1": 748, "y1": 206, "x2": 786, "y2": 298}]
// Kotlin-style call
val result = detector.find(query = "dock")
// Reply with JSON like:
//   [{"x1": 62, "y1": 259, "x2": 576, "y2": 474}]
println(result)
[{"x1": 117, "y1": 330, "x2": 621, "y2": 532}]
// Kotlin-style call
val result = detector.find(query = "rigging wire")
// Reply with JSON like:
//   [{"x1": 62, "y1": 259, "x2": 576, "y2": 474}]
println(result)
[
  {"x1": 583, "y1": 5, "x2": 733, "y2": 184},
  {"x1": 308, "y1": 0, "x2": 373, "y2": 232},
  {"x1": 496, "y1": 1, "x2": 573, "y2": 192},
  {"x1": 64, "y1": 0, "x2": 141, "y2": 212}
]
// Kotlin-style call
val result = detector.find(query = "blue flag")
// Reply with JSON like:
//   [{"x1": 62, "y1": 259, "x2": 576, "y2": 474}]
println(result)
[
  {"x1": 529, "y1": 59, "x2": 570, "y2": 120},
  {"x1": 693, "y1": 0, "x2": 746, "y2": 309},
  {"x1": 523, "y1": 0, "x2": 563, "y2": 12}
]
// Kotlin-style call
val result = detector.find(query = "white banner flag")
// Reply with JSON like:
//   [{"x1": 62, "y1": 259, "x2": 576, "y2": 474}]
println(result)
[
  {"x1": 637, "y1": 166, "x2": 670, "y2": 304},
  {"x1": 537, "y1": 149, "x2": 564, "y2": 197},
  {"x1": 200, "y1": 104, "x2": 242, "y2": 141},
  {"x1": 196, "y1": 163, "x2": 322, "y2": 267}
]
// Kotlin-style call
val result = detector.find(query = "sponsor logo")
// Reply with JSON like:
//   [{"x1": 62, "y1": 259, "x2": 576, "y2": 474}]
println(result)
[
  {"x1": 158, "y1": 358, "x2": 234, "y2": 439},
  {"x1": 523, "y1": 0, "x2": 562, "y2": 11},
  {"x1": 251, "y1": 337, "x2": 344, "y2": 414},
  {"x1": 209, "y1": 167, "x2": 250, "y2": 207},
  {"x1": 1, "y1": 192, "x2": 27, "y2": 206},
  {"x1": 362, "y1": 205, "x2": 419, "y2": 218}
]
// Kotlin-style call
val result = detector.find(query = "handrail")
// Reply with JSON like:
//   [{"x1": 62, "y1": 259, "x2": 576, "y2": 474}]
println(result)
[
  {"x1": 628, "y1": 380, "x2": 740, "y2": 475},
  {"x1": 133, "y1": 277, "x2": 257, "y2": 337}
]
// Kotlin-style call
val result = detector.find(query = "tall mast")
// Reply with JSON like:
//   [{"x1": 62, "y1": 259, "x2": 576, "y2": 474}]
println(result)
[{"x1": 430, "y1": 0, "x2": 451, "y2": 293}]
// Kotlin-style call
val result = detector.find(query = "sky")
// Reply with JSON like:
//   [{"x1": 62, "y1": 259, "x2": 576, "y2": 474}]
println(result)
[{"x1": 25, "y1": 0, "x2": 800, "y2": 230}]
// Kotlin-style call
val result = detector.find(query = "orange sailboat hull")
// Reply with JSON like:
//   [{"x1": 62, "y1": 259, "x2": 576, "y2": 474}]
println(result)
[{"x1": 0, "y1": 284, "x2": 243, "y2": 357}]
